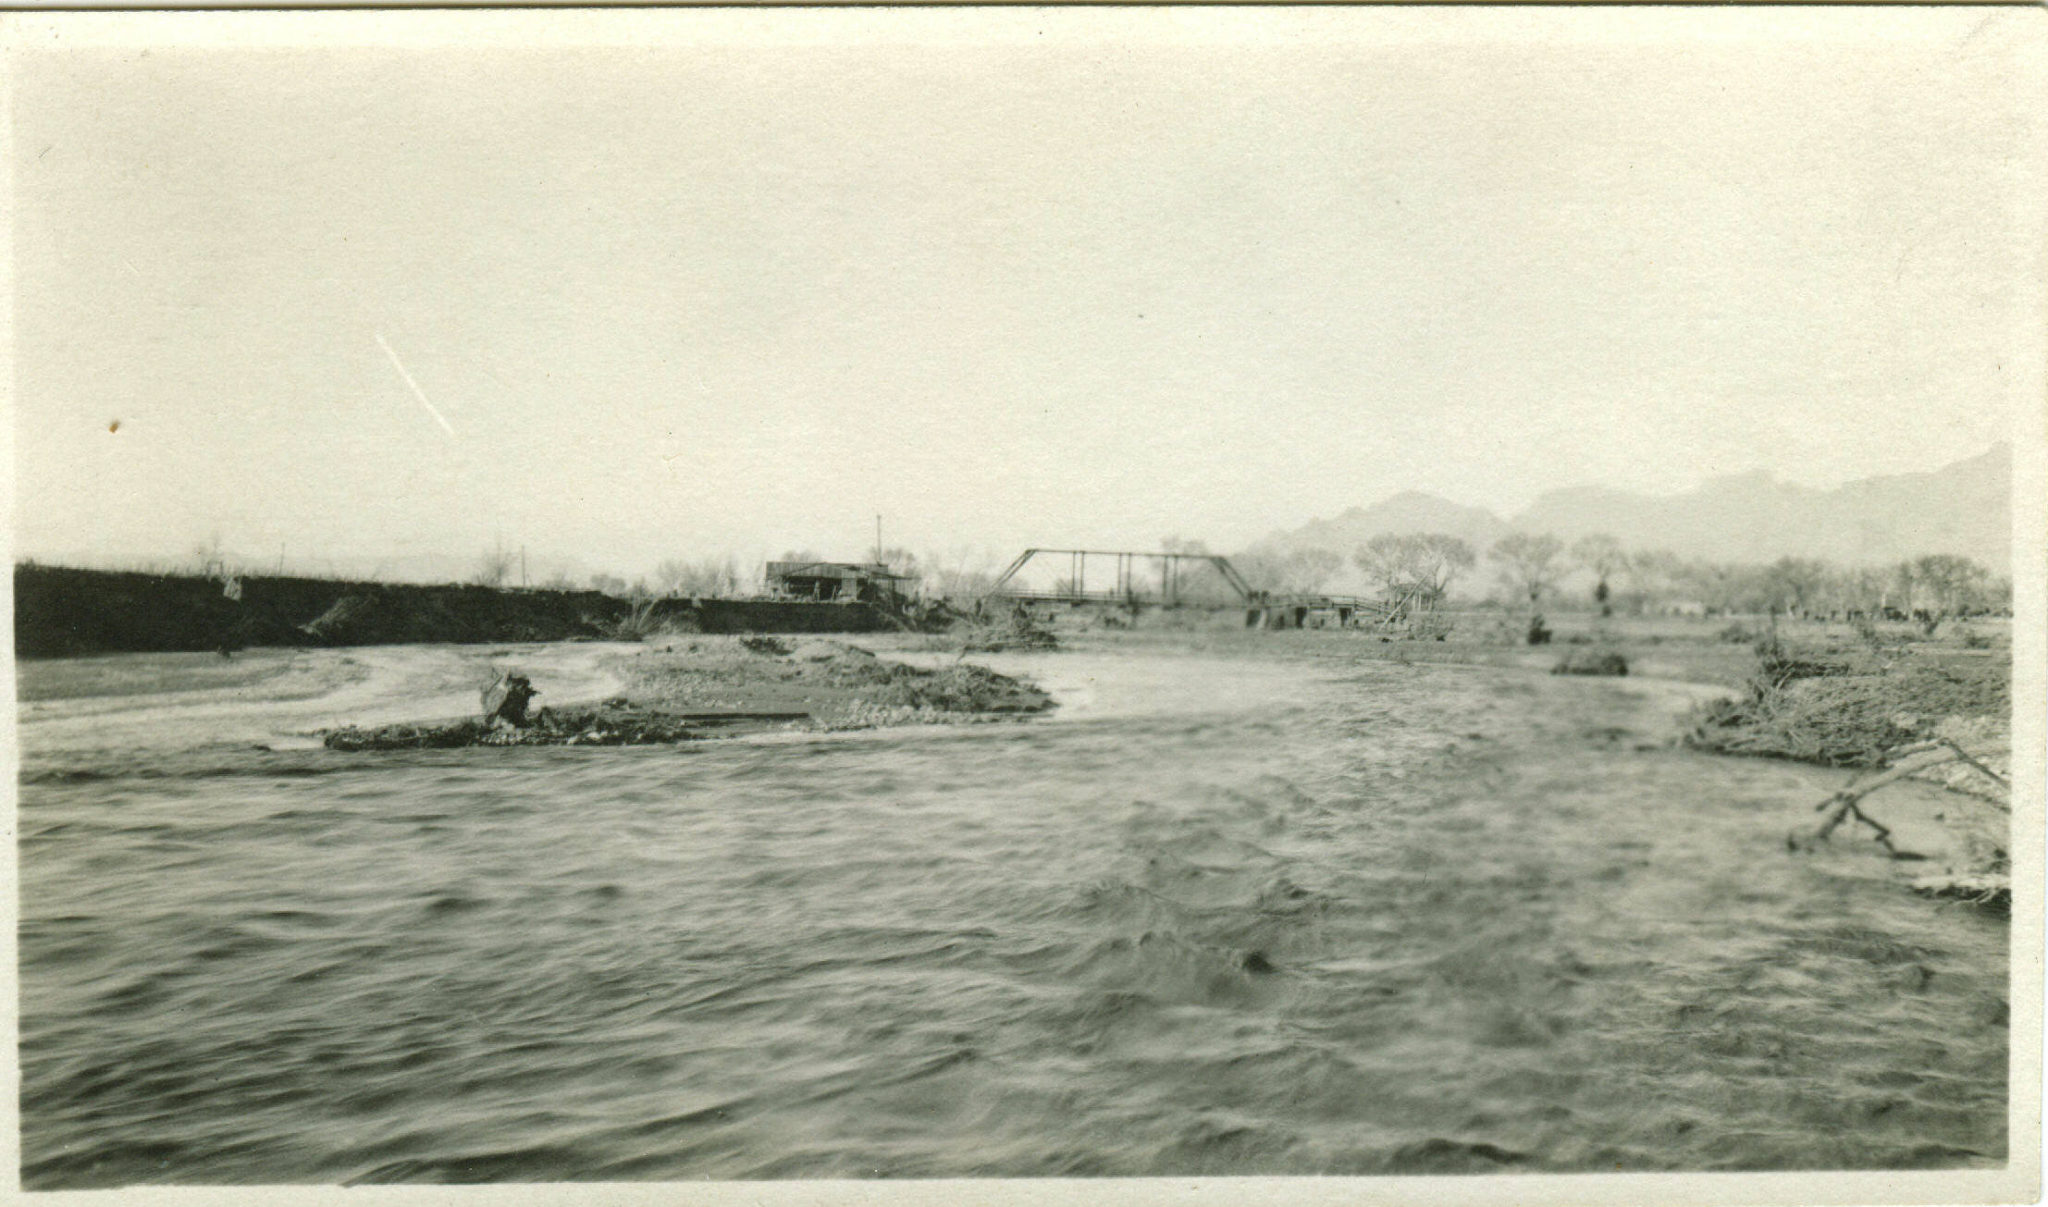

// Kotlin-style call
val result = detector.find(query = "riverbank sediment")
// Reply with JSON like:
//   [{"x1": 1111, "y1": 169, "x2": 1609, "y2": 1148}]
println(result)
[{"x1": 321, "y1": 637, "x2": 1054, "y2": 750}]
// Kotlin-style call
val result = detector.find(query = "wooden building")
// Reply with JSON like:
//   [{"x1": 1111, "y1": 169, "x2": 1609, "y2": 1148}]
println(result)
[{"x1": 763, "y1": 561, "x2": 915, "y2": 603}]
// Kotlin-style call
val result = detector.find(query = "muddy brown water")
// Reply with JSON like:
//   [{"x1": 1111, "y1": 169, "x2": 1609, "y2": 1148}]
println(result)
[{"x1": 15, "y1": 643, "x2": 2007, "y2": 1184}]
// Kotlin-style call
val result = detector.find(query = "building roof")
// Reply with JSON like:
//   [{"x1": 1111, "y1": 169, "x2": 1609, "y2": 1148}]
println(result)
[{"x1": 765, "y1": 561, "x2": 916, "y2": 581}]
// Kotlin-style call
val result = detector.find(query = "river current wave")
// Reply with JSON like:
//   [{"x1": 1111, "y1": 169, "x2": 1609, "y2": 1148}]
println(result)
[{"x1": 16, "y1": 644, "x2": 2007, "y2": 1184}]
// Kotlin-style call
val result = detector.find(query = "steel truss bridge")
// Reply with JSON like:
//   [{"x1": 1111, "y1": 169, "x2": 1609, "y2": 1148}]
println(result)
[
  {"x1": 982, "y1": 547, "x2": 1398, "y2": 628},
  {"x1": 986, "y1": 548, "x2": 1251, "y2": 605}
]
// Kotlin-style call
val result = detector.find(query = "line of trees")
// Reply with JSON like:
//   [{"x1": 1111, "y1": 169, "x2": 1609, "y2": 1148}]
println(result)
[
  {"x1": 1233, "y1": 547, "x2": 1345, "y2": 596},
  {"x1": 1604, "y1": 549, "x2": 2009, "y2": 628},
  {"x1": 1170, "y1": 532, "x2": 2007, "y2": 634},
  {"x1": 463, "y1": 533, "x2": 2009, "y2": 634},
  {"x1": 1315, "y1": 531, "x2": 2009, "y2": 631},
  {"x1": 654, "y1": 556, "x2": 743, "y2": 598}
]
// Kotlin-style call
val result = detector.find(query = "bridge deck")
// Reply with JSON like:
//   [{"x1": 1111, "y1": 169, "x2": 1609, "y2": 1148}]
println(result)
[{"x1": 990, "y1": 588, "x2": 1391, "y2": 614}]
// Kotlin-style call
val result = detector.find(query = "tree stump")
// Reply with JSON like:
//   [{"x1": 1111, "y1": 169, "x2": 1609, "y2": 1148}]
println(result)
[{"x1": 481, "y1": 672, "x2": 540, "y2": 728}]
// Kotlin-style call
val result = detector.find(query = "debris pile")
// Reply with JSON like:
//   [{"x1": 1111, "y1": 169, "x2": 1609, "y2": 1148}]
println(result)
[
  {"x1": 1683, "y1": 642, "x2": 2006, "y2": 768},
  {"x1": 783, "y1": 641, "x2": 1054, "y2": 714},
  {"x1": 325, "y1": 641, "x2": 1054, "y2": 750},
  {"x1": 1551, "y1": 649, "x2": 1629, "y2": 677},
  {"x1": 1786, "y1": 735, "x2": 2011, "y2": 911},
  {"x1": 957, "y1": 606, "x2": 1059, "y2": 653},
  {"x1": 322, "y1": 695, "x2": 765, "y2": 752},
  {"x1": 1696, "y1": 642, "x2": 2016, "y2": 911}
]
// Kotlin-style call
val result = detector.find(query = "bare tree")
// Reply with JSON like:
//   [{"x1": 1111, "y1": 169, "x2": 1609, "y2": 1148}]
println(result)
[
  {"x1": 1620, "y1": 548, "x2": 1682, "y2": 614},
  {"x1": 1352, "y1": 534, "x2": 1411, "y2": 599},
  {"x1": 1234, "y1": 547, "x2": 1341, "y2": 596},
  {"x1": 1902, "y1": 554, "x2": 1991, "y2": 633},
  {"x1": 1834, "y1": 565, "x2": 1892, "y2": 619},
  {"x1": 923, "y1": 547, "x2": 1000, "y2": 599},
  {"x1": 877, "y1": 546, "x2": 921, "y2": 581},
  {"x1": 1490, "y1": 532, "x2": 1566, "y2": 608},
  {"x1": 473, "y1": 539, "x2": 516, "y2": 588},
  {"x1": 656, "y1": 556, "x2": 742, "y2": 598},
  {"x1": 1758, "y1": 556, "x2": 1832, "y2": 618},
  {"x1": 1128, "y1": 538, "x2": 1245, "y2": 605},
  {"x1": 1230, "y1": 550, "x2": 1281, "y2": 595},
  {"x1": 1571, "y1": 533, "x2": 1627, "y2": 612},
  {"x1": 192, "y1": 533, "x2": 232, "y2": 578},
  {"x1": 1354, "y1": 534, "x2": 1474, "y2": 612},
  {"x1": 701, "y1": 557, "x2": 742, "y2": 598},
  {"x1": 1407, "y1": 535, "x2": 1476, "y2": 608},
  {"x1": 1284, "y1": 548, "x2": 1343, "y2": 594}
]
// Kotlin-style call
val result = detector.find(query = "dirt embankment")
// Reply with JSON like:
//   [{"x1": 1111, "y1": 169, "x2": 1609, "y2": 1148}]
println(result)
[
  {"x1": 323, "y1": 638, "x2": 1053, "y2": 750},
  {"x1": 14, "y1": 564, "x2": 634, "y2": 657},
  {"x1": 13, "y1": 565, "x2": 902, "y2": 657}
]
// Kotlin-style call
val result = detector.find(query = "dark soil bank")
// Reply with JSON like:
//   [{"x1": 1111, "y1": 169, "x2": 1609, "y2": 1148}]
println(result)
[{"x1": 12, "y1": 565, "x2": 892, "y2": 657}]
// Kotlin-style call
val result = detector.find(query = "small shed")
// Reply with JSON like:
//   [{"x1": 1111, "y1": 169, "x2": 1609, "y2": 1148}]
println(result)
[{"x1": 765, "y1": 561, "x2": 916, "y2": 603}]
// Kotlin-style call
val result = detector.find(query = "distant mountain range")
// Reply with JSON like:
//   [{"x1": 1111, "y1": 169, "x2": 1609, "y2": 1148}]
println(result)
[{"x1": 1260, "y1": 444, "x2": 2012, "y2": 574}]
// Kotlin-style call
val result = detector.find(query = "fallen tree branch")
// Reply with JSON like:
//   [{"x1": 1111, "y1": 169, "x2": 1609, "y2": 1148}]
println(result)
[
  {"x1": 1805, "y1": 793, "x2": 1899, "y2": 854},
  {"x1": 1888, "y1": 738, "x2": 2010, "y2": 798},
  {"x1": 1910, "y1": 873, "x2": 2011, "y2": 912},
  {"x1": 1792, "y1": 740, "x2": 2008, "y2": 854}
]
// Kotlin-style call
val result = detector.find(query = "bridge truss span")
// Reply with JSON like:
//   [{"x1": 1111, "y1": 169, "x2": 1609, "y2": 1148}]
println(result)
[
  {"x1": 984, "y1": 548, "x2": 1252, "y2": 607},
  {"x1": 983, "y1": 547, "x2": 1406, "y2": 630}
]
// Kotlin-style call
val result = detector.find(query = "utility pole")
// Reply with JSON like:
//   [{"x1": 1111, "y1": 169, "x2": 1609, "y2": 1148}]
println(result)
[
  {"x1": 874, "y1": 515, "x2": 882, "y2": 566},
  {"x1": 520, "y1": 545, "x2": 528, "y2": 589}
]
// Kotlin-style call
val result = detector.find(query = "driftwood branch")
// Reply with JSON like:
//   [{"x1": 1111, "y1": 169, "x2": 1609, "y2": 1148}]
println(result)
[
  {"x1": 1887, "y1": 738, "x2": 2010, "y2": 799},
  {"x1": 1791, "y1": 741, "x2": 2008, "y2": 853},
  {"x1": 1805, "y1": 791, "x2": 1898, "y2": 854},
  {"x1": 1911, "y1": 873, "x2": 2011, "y2": 910}
]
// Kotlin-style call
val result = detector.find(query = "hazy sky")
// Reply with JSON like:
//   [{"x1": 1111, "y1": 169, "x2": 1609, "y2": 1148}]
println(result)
[{"x1": 9, "y1": 9, "x2": 2042, "y2": 580}]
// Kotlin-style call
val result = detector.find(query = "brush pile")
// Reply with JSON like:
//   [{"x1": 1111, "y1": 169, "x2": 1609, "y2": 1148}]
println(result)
[
  {"x1": 1551, "y1": 648, "x2": 1629, "y2": 677},
  {"x1": 785, "y1": 642, "x2": 1053, "y2": 715},
  {"x1": 624, "y1": 638, "x2": 1055, "y2": 726},
  {"x1": 323, "y1": 638, "x2": 1057, "y2": 750},
  {"x1": 1683, "y1": 641, "x2": 2007, "y2": 768},
  {"x1": 1692, "y1": 638, "x2": 2011, "y2": 909},
  {"x1": 957, "y1": 608, "x2": 1060, "y2": 653},
  {"x1": 324, "y1": 700, "x2": 720, "y2": 750}
]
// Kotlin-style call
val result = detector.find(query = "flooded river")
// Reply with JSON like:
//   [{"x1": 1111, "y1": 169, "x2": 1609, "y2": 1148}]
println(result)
[{"x1": 15, "y1": 641, "x2": 2008, "y2": 1184}]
